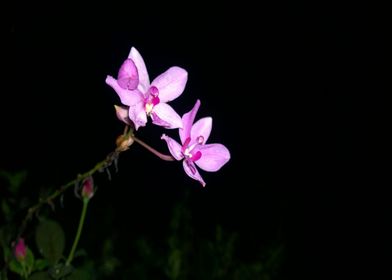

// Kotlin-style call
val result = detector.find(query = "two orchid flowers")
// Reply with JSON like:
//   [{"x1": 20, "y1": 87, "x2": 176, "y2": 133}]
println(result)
[{"x1": 106, "y1": 47, "x2": 230, "y2": 186}]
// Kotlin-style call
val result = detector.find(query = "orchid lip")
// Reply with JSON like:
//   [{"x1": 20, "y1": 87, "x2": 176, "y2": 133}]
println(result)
[
  {"x1": 181, "y1": 137, "x2": 191, "y2": 153},
  {"x1": 182, "y1": 136, "x2": 203, "y2": 161},
  {"x1": 145, "y1": 87, "x2": 160, "y2": 115}
]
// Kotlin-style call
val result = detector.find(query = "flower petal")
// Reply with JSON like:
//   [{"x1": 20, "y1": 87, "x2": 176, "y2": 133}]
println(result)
[
  {"x1": 161, "y1": 134, "x2": 184, "y2": 160},
  {"x1": 152, "y1": 103, "x2": 183, "y2": 129},
  {"x1": 151, "y1": 67, "x2": 188, "y2": 103},
  {"x1": 195, "y1": 144, "x2": 231, "y2": 172},
  {"x1": 114, "y1": 105, "x2": 133, "y2": 125},
  {"x1": 117, "y1": 58, "x2": 139, "y2": 90},
  {"x1": 129, "y1": 47, "x2": 150, "y2": 92},
  {"x1": 128, "y1": 99, "x2": 147, "y2": 130},
  {"x1": 179, "y1": 99, "x2": 200, "y2": 144},
  {"x1": 106, "y1": 75, "x2": 144, "y2": 106},
  {"x1": 183, "y1": 160, "x2": 206, "y2": 187},
  {"x1": 191, "y1": 117, "x2": 212, "y2": 145}
]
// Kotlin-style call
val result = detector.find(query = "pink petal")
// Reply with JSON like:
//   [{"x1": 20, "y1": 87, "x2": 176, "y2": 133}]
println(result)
[
  {"x1": 117, "y1": 58, "x2": 139, "y2": 90},
  {"x1": 106, "y1": 76, "x2": 144, "y2": 106},
  {"x1": 195, "y1": 144, "x2": 231, "y2": 172},
  {"x1": 179, "y1": 99, "x2": 200, "y2": 144},
  {"x1": 152, "y1": 103, "x2": 183, "y2": 129},
  {"x1": 14, "y1": 238, "x2": 26, "y2": 260},
  {"x1": 182, "y1": 160, "x2": 206, "y2": 187},
  {"x1": 191, "y1": 117, "x2": 212, "y2": 145},
  {"x1": 161, "y1": 134, "x2": 184, "y2": 160},
  {"x1": 114, "y1": 105, "x2": 133, "y2": 125},
  {"x1": 128, "y1": 99, "x2": 147, "y2": 130},
  {"x1": 129, "y1": 47, "x2": 150, "y2": 92},
  {"x1": 151, "y1": 67, "x2": 188, "y2": 103}
]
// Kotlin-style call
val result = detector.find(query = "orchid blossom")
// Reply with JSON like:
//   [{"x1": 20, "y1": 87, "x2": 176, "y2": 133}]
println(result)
[
  {"x1": 106, "y1": 47, "x2": 187, "y2": 130},
  {"x1": 161, "y1": 100, "x2": 230, "y2": 186}
]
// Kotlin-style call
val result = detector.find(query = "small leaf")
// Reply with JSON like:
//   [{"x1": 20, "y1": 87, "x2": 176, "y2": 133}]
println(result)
[
  {"x1": 28, "y1": 271, "x2": 52, "y2": 280},
  {"x1": 8, "y1": 258, "x2": 23, "y2": 276},
  {"x1": 25, "y1": 248, "x2": 35, "y2": 275},
  {"x1": 35, "y1": 220, "x2": 65, "y2": 265},
  {"x1": 34, "y1": 259, "x2": 49, "y2": 271}
]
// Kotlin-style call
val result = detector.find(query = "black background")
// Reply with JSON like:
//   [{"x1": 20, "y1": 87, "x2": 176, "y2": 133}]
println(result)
[{"x1": 0, "y1": 1, "x2": 389, "y2": 279}]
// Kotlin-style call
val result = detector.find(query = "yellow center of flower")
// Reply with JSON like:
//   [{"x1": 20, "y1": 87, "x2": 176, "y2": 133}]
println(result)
[
  {"x1": 145, "y1": 103, "x2": 154, "y2": 115},
  {"x1": 144, "y1": 86, "x2": 160, "y2": 116}
]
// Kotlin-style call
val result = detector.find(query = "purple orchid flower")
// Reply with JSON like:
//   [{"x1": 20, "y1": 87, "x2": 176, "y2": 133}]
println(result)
[
  {"x1": 161, "y1": 100, "x2": 230, "y2": 187},
  {"x1": 106, "y1": 47, "x2": 188, "y2": 130}
]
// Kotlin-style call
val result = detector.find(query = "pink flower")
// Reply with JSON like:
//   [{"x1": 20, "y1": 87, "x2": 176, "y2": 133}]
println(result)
[
  {"x1": 14, "y1": 238, "x2": 27, "y2": 262},
  {"x1": 161, "y1": 100, "x2": 230, "y2": 187},
  {"x1": 81, "y1": 176, "x2": 94, "y2": 200},
  {"x1": 106, "y1": 47, "x2": 187, "y2": 130}
]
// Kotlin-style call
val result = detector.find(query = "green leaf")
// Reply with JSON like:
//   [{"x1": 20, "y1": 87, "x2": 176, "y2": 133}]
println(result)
[
  {"x1": 25, "y1": 248, "x2": 35, "y2": 275},
  {"x1": 35, "y1": 220, "x2": 65, "y2": 265},
  {"x1": 34, "y1": 259, "x2": 49, "y2": 271},
  {"x1": 8, "y1": 258, "x2": 23, "y2": 277},
  {"x1": 28, "y1": 271, "x2": 52, "y2": 280}
]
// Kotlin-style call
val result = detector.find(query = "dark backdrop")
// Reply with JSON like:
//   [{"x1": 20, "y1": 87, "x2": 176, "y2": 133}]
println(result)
[{"x1": 1, "y1": 1, "x2": 388, "y2": 279}]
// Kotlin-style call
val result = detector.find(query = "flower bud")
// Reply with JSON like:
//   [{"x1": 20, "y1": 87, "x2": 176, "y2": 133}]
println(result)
[
  {"x1": 81, "y1": 176, "x2": 94, "y2": 200},
  {"x1": 14, "y1": 238, "x2": 27, "y2": 262}
]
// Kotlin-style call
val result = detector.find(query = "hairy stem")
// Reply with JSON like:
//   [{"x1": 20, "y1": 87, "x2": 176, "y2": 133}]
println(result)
[
  {"x1": 17, "y1": 126, "x2": 173, "y2": 238},
  {"x1": 17, "y1": 148, "x2": 120, "y2": 238}
]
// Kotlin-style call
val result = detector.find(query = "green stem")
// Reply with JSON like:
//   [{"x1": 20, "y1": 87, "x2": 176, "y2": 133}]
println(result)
[
  {"x1": 18, "y1": 147, "x2": 121, "y2": 237},
  {"x1": 66, "y1": 198, "x2": 89, "y2": 266},
  {"x1": 21, "y1": 262, "x2": 27, "y2": 279},
  {"x1": 17, "y1": 126, "x2": 173, "y2": 238}
]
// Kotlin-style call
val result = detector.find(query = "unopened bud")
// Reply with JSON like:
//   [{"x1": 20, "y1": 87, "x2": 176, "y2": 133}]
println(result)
[
  {"x1": 81, "y1": 176, "x2": 94, "y2": 200},
  {"x1": 116, "y1": 134, "x2": 134, "y2": 151},
  {"x1": 14, "y1": 238, "x2": 27, "y2": 262}
]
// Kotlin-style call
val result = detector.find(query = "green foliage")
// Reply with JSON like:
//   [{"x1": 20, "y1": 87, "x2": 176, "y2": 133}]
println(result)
[
  {"x1": 34, "y1": 259, "x2": 49, "y2": 271},
  {"x1": 35, "y1": 220, "x2": 65, "y2": 265},
  {"x1": 127, "y1": 195, "x2": 284, "y2": 280},
  {"x1": 1, "y1": 169, "x2": 284, "y2": 279},
  {"x1": 8, "y1": 257, "x2": 23, "y2": 276},
  {"x1": 8, "y1": 248, "x2": 35, "y2": 278}
]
